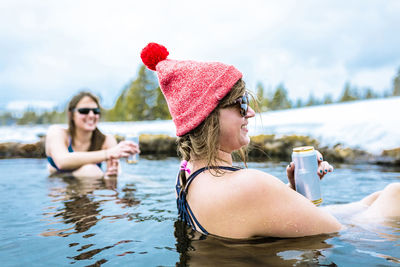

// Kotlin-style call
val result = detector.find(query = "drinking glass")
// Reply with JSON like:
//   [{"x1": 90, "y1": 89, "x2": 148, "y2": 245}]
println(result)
[{"x1": 125, "y1": 134, "x2": 139, "y2": 164}]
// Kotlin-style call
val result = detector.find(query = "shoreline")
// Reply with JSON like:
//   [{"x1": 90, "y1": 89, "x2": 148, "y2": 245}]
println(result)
[{"x1": 1, "y1": 134, "x2": 399, "y2": 166}]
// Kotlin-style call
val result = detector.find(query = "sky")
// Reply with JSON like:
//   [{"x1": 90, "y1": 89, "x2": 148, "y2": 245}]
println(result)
[{"x1": 1, "y1": 0, "x2": 400, "y2": 111}]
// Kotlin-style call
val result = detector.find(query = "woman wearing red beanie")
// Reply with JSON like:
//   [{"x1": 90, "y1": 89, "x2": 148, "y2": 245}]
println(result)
[{"x1": 141, "y1": 43, "x2": 400, "y2": 239}]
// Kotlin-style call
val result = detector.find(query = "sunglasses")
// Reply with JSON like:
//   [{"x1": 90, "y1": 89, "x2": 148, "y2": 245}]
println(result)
[
  {"x1": 231, "y1": 92, "x2": 249, "y2": 117},
  {"x1": 73, "y1": 108, "x2": 101, "y2": 115}
]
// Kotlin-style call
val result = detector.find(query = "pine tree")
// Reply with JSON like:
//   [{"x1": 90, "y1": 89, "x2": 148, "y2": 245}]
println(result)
[
  {"x1": 295, "y1": 98, "x2": 303, "y2": 108},
  {"x1": 363, "y1": 87, "x2": 376, "y2": 99},
  {"x1": 106, "y1": 87, "x2": 128, "y2": 121},
  {"x1": 305, "y1": 93, "x2": 318, "y2": 106},
  {"x1": 255, "y1": 82, "x2": 269, "y2": 111},
  {"x1": 269, "y1": 84, "x2": 291, "y2": 110},
  {"x1": 151, "y1": 87, "x2": 171, "y2": 120},
  {"x1": 393, "y1": 67, "x2": 400, "y2": 96},
  {"x1": 339, "y1": 82, "x2": 358, "y2": 102},
  {"x1": 323, "y1": 94, "x2": 333, "y2": 104},
  {"x1": 124, "y1": 66, "x2": 153, "y2": 120},
  {"x1": 108, "y1": 64, "x2": 170, "y2": 121}
]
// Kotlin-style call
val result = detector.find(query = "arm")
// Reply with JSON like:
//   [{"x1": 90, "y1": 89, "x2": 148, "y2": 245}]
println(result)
[
  {"x1": 46, "y1": 126, "x2": 136, "y2": 170},
  {"x1": 235, "y1": 169, "x2": 342, "y2": 238}
]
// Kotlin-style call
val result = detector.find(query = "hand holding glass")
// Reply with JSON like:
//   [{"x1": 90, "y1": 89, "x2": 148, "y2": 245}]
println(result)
[{"x1": 125, "y1": 134, "x2": 139, "y2": 164}]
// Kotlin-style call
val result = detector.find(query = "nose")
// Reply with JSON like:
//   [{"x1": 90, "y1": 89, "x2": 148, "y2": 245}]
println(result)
[{"x1": 245, "y1": 106, "x2": 255, "y2": 118}]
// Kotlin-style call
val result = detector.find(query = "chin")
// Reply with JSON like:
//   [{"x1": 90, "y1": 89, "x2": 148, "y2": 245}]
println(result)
[
  {"x1": 241, "y1": 135, "x2": 250, "y2": 146},
  {"x1": 83, "y1": 125, "x2": 97, "y2": 131}
]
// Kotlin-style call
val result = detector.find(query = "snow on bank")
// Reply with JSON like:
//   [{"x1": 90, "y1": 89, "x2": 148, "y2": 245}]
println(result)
[
  {"x1": 0, "y1": 97, "x2": 398, "y2": 155},
  {"x1": 249, "y1": 97, "x2": 400, "y2": 154}
]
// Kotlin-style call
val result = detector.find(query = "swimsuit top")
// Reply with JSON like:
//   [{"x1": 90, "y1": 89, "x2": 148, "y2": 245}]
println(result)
[
  {"x1": 176, "y1": 166, "x2": 241, "y2": 235},
  {"x1": 47, "y1": 138, "x2": 102, "y2": 172}
]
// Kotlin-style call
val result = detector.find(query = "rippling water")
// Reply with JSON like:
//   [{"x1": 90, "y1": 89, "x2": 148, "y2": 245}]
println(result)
[{"x1": 0, "y1": 158, "x2": 399, "y2": 266}]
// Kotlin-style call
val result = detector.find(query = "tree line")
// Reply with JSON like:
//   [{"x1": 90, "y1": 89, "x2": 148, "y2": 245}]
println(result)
[
  {"x1": 255, "y1": 67, "x2": 400, "y2": 111},
  {"x1": 1, "y1": 65, "x2": 400, "y2": 125}
]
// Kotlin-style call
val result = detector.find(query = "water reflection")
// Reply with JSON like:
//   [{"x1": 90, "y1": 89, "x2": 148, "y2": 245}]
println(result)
[
  {"x1": 41, "y1": 174, "x2": 140, "y2": 263},
  {"x1": 174, "y1": 220, "x2": 337, "y2": 266},
  {"x1": 173, "y1": 212, "x2": 400, "y2": 266}
]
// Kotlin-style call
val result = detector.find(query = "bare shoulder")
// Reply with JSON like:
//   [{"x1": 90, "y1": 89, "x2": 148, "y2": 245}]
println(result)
[
  {"x1": 45, "y1": 125, "x2": 69, "y2": 155},
  {"x1": 46, "y1": 125, "x2": 68, "y2": 141},
  {"x1": 228, "y1": 168, "x2": 292, "y2": 212},
  {"x1": 231, "y1": 168, "x2": 286, "y2": 195}
]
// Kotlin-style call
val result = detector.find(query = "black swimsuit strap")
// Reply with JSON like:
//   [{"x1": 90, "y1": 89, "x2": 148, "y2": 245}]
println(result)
[
  {"x1": 176, "y1": 165, "x2": 242, "y2": 235},
  {"x1": 184, "y1": 166, "x2": 241, "y2": 193}
]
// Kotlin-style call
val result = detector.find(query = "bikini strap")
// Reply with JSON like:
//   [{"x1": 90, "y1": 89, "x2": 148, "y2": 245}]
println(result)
[
  {"x1": 184, "y1": 166, "x2": 241, "y2": 193},
  {"x1": 176, "y1": 165, "x2": 241, "y2": 235},
  {"x1": 67, "y1": 136, "x2": 74, "y2": 153}
]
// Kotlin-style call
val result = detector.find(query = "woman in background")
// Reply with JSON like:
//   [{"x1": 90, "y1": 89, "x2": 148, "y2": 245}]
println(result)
[{"x1": 45, "y1": 91, "x2": 139, "y2": 178}]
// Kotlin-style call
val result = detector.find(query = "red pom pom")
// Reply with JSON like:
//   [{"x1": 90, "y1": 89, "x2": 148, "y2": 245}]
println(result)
[{"x1": 140, "y1": 43, "x2": 169, "y2": 71}]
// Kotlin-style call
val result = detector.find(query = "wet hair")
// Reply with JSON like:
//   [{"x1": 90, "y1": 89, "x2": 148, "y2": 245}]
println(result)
[
  {"x1": 177, "y1": 79, "x2": 248, "y2": 188},
  {"x1": 67, "y1": 91, "x2": 106, "y2": 151}
]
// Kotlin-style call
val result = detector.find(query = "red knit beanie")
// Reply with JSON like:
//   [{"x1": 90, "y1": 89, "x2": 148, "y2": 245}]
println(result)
[{"x1": 140, "y1": 43, "x2": 242, "y2": 136}]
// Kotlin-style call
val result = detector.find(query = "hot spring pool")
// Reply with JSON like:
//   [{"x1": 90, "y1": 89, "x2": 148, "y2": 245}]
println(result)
[{"x1": 0, "y1": 158, "x2": 399, "y2": 266}]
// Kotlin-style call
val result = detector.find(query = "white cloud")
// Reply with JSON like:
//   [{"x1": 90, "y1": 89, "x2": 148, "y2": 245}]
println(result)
[{"x1": 1, "y1": 0, "x2": 400, "y2": 108}]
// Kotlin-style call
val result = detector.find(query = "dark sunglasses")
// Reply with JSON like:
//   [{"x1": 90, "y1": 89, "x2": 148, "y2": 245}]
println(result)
[
  {"x1": 73, "y1": 108, "x2": 101, "y2": 115},
  {"x1": 232, "y1": 92, "x2": 249, "y2": 117}
]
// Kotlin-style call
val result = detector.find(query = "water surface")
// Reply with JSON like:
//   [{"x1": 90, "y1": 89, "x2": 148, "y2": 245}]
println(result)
[{"x1": 0, "y1": 158, "x2": 399, "y2": 266}]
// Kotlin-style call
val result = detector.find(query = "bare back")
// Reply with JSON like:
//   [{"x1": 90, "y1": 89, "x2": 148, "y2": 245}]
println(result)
[{"x1": 186, "y1": 168, "x2": 343, "y2": 239}]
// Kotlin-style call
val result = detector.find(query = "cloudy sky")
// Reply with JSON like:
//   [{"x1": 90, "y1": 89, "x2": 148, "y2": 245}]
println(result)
[{"x1": 1, "y1": 0, "x2": 399, "y2": 110}]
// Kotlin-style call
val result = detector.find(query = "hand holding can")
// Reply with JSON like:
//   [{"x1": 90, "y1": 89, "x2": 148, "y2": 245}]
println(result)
[{"x1": 292, "y1": 146, "x2": 322, "y2": 206}]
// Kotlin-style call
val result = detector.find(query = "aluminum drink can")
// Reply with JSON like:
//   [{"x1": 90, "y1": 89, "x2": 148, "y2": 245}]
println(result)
[{"x1": 292, "y1": 146, "x2": 322, "y2": 206}]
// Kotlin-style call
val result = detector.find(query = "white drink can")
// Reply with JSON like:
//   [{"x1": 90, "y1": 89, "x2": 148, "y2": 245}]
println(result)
[{"x1": 292, "y1": 146, "x2": 322, "y2": 206}]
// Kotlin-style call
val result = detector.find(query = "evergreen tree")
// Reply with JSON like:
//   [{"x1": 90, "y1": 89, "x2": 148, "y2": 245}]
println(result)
[
  {"x1": 339, "y1": 82, "x2": 358, "y2": 102},
  {"x1": 363, "y1": 87, "x2": 377, "y2": 99},
  {"x1": 255, "y1": 82, "x2": 269, "y2": 111},
  {"x1": 17, "y1": 109, "x2": 38, "y2": 125},
  {"x1": 151, "y1": 87, "x2": 171, "y2": 120},
  {"x1": 269, "y1": 84, "x2": 291, "y2": 110},
  {"x1": 0, "y1": 112, "x2": 15, "y2": 125},
  {"x1": 108, "y1": 64, "x2": 170, "y2": 121},
  {"x1": 393, "y1": 67, "x2": 400, "y2": 96},
  {"x1": 323, "y1": 94, "x2": 333, "y2": 104},
  {"x1": 295, "y1": 98, "x2": 303, "y2": 108},
  {"x1": 305, "y1": 93, "x2": 318, "y2": 106},
  {"x1": 106, "y1": 87, "x2": 128, "y2": 121},
  {"x1": 124, "y1": 66, "x2": 153, "y2": 120}
]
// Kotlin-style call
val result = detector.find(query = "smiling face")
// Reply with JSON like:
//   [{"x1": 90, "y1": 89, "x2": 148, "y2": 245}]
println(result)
[
  {"x1": 72, "y1": 96, "x2": 100, "y2": 133},
  {"x1": 218, "y1": 101, "x2": 255, "y2": 153}
]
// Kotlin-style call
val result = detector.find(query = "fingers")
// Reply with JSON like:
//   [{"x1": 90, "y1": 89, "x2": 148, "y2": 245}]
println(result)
[
  {"x1": 111, "y1": 142, "x2": 140, "y2": 159},
  {"x1": 105, "y1": 158, "x2": 119, "y2": 176},
  {"x1": 286, "y1": 161, "x2": 295, "y2": 188},
  {"x1": 317, "y1": 161, "x2": 334, "y2": 179},
  {"x1": 120, "y1": 141, "x2": 140, "y2": 155},
  {"x1": 316, "y1": 150, "x2": 323, "y2": 163}
]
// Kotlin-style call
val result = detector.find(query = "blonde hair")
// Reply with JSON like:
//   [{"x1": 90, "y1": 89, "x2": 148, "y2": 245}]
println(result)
[{"x1": 177, "y1": 79, "x2": 247, "y2": 187}]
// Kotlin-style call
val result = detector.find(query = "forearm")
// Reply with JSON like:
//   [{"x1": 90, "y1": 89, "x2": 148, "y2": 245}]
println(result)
[{"x1": 55, "y1": 150, "x2": 108, "y2": 170}]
